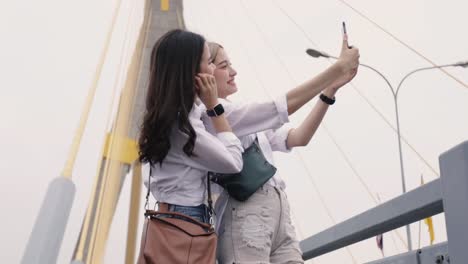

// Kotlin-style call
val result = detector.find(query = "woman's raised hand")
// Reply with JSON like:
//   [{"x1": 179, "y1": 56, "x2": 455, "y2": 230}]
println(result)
[
  {"x1": 336, "y1": 34, "x2": 360, "y2": 85},
  {"x1": 195, "y1": 73, "x2": 219, "y2": 109}
]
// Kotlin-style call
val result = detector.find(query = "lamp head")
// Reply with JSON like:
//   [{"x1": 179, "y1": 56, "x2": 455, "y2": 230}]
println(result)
[
  {"x1": 455, "y1": 60, "x2": 468, "y2": 68},
  {"x1": 306, "y1": 48, "x2": 330, "y2": 58}
]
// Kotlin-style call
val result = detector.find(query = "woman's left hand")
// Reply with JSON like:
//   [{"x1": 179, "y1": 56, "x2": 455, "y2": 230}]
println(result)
[{"x1": 195, "y1": 73, "x2": 219, "y2": 109}]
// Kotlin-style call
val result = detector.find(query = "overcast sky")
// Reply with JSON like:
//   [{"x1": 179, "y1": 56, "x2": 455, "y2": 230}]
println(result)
[{"x1": 1, "y1": 0, "x2": 467, "y2": 263}]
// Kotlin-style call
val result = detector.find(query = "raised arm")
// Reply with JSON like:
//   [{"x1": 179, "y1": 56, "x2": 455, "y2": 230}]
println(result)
[
  {"x1": 201, "y1": 95, "x2": 289, "y2": 138},
  {"x1": 286, "y1": 58, "x2": 358, "y2": 147},
  {"x1": 286, "y1": 35, "x2": 359, "y2": 114},
  {"x1": 202, "y1": 37, "x2": 358, "y2": 138},
  {"x1": 286, "y1": 87, "x2": 336, "y2": 148},
  {"x1": 178, "y1": 73, "x2": 244, "y2": 173}
]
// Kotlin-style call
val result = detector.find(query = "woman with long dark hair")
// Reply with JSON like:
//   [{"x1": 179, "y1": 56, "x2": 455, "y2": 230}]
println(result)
[{"x1": 138, "y1": 29, "x2": 243, "y2": 223}]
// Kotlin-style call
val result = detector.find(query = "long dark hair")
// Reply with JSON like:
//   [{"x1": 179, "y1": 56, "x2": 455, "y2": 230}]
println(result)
[{"x1": 139, "y1": 29, "x2": 205, "y2": 166}]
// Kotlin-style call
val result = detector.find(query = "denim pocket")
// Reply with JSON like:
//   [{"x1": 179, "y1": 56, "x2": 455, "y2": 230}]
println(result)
[{"x1": 168, "y1": 204, "x2": 207, "y2": 223}]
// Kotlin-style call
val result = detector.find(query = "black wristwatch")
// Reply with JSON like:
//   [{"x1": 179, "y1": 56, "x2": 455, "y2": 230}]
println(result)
[
  {"x1": 319, "y1": 93, "x2": 336, "y2": 105},
  {"x1": 206, "y1": 103, "x2": 225, "y2": 117}
]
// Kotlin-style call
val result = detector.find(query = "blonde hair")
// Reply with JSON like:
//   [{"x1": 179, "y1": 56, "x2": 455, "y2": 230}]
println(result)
[{"x1": 208, "y1": 42, "x2": 224, "y2": 63}]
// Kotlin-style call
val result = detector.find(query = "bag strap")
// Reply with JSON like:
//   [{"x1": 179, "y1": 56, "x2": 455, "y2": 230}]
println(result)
[
  {"x1": 145, "y1": 165, "x2": 152, "y2": 210},
  {"x1": 206, "y1": 172, "x2": 215, "y2": 226}
]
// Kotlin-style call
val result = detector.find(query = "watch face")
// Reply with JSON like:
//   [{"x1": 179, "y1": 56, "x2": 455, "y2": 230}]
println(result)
[
  {"x1": 206, "y1": 104, "x2": 224, "y2": 117},
  {"x1": 214, "y1": 104, "x2": 224, "y2": 113}
]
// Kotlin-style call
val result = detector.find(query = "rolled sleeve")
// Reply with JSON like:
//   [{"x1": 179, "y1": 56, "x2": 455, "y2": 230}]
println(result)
[
  {"x1": 201, "y1": 97, "x2": 290, "y2": 138},
  {"x1": 274, "y1": 94, "x2": 289, "y2": 125},
  {"x1": 265, "y1": 124, "x2": 293, "y2": 153},
  {"x1": 216, "y1": 131, "x2": 242, "y2": 145},
  {"x1": 173, "y1": 119, "x2": 244, "y2": 174}
]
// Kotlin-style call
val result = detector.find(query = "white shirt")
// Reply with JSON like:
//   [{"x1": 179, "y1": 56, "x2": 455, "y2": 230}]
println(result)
[
  {"x1": 200, "y1": 96, "x2": 293, "y2": 231},
  {"x1": 201, "y1": 96, "x2": 289, "y2": 139},
  {"x1": 146, "y1": 103, "x2": 244, "y2": 207},
  {"x1": 201, "y1": 95, "x2": 291, "y2": 190}
]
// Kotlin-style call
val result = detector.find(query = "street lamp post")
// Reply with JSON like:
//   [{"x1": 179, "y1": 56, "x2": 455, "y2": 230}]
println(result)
[{"x1": 306, "y1": 48, "x2": 468, "y2": 251}]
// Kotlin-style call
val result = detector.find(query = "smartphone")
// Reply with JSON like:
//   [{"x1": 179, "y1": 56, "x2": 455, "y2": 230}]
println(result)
[{"x1": 342, "y1": 21, "x2": 351, "y2": 48}]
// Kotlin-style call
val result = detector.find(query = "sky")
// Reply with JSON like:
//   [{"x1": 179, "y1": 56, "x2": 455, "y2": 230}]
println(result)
[{"x1": 1, "y1": 0, "x2": 467, "y2": 263}]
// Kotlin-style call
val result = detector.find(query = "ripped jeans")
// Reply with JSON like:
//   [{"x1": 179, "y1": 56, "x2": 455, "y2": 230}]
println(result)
[{"x1": 217, "y1": 185, "x2": 303, "y2": 264}]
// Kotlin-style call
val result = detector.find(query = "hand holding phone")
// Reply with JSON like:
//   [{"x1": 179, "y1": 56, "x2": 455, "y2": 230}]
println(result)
[{"x1": 338, "y1": 21, "x2": 359, "y2": 81}]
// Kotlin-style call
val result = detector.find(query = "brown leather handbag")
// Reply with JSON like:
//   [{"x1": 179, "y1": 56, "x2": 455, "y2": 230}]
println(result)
[{"x1": 137, "y1": 173, "x2": 217, "y2": 264}]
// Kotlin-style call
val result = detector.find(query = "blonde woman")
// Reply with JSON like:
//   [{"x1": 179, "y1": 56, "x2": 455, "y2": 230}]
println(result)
[{"x1": 202, "y1": 36, "x2": 359, "y2": 263}]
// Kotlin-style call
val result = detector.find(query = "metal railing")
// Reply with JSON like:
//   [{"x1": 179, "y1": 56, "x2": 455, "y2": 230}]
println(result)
[{"x1": 300, "y1": 140, "x2": 468, "y2": 263}]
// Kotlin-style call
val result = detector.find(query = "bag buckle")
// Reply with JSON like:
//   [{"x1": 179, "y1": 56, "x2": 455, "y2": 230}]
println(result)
[{"x1": 207, "y1": 207, "x2": 215, "y2": 228}]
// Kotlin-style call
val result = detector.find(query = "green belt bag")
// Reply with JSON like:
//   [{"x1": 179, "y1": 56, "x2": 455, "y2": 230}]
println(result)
[{"x1": 211, "y1": 138, "x2": 277, "y2": 202}]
